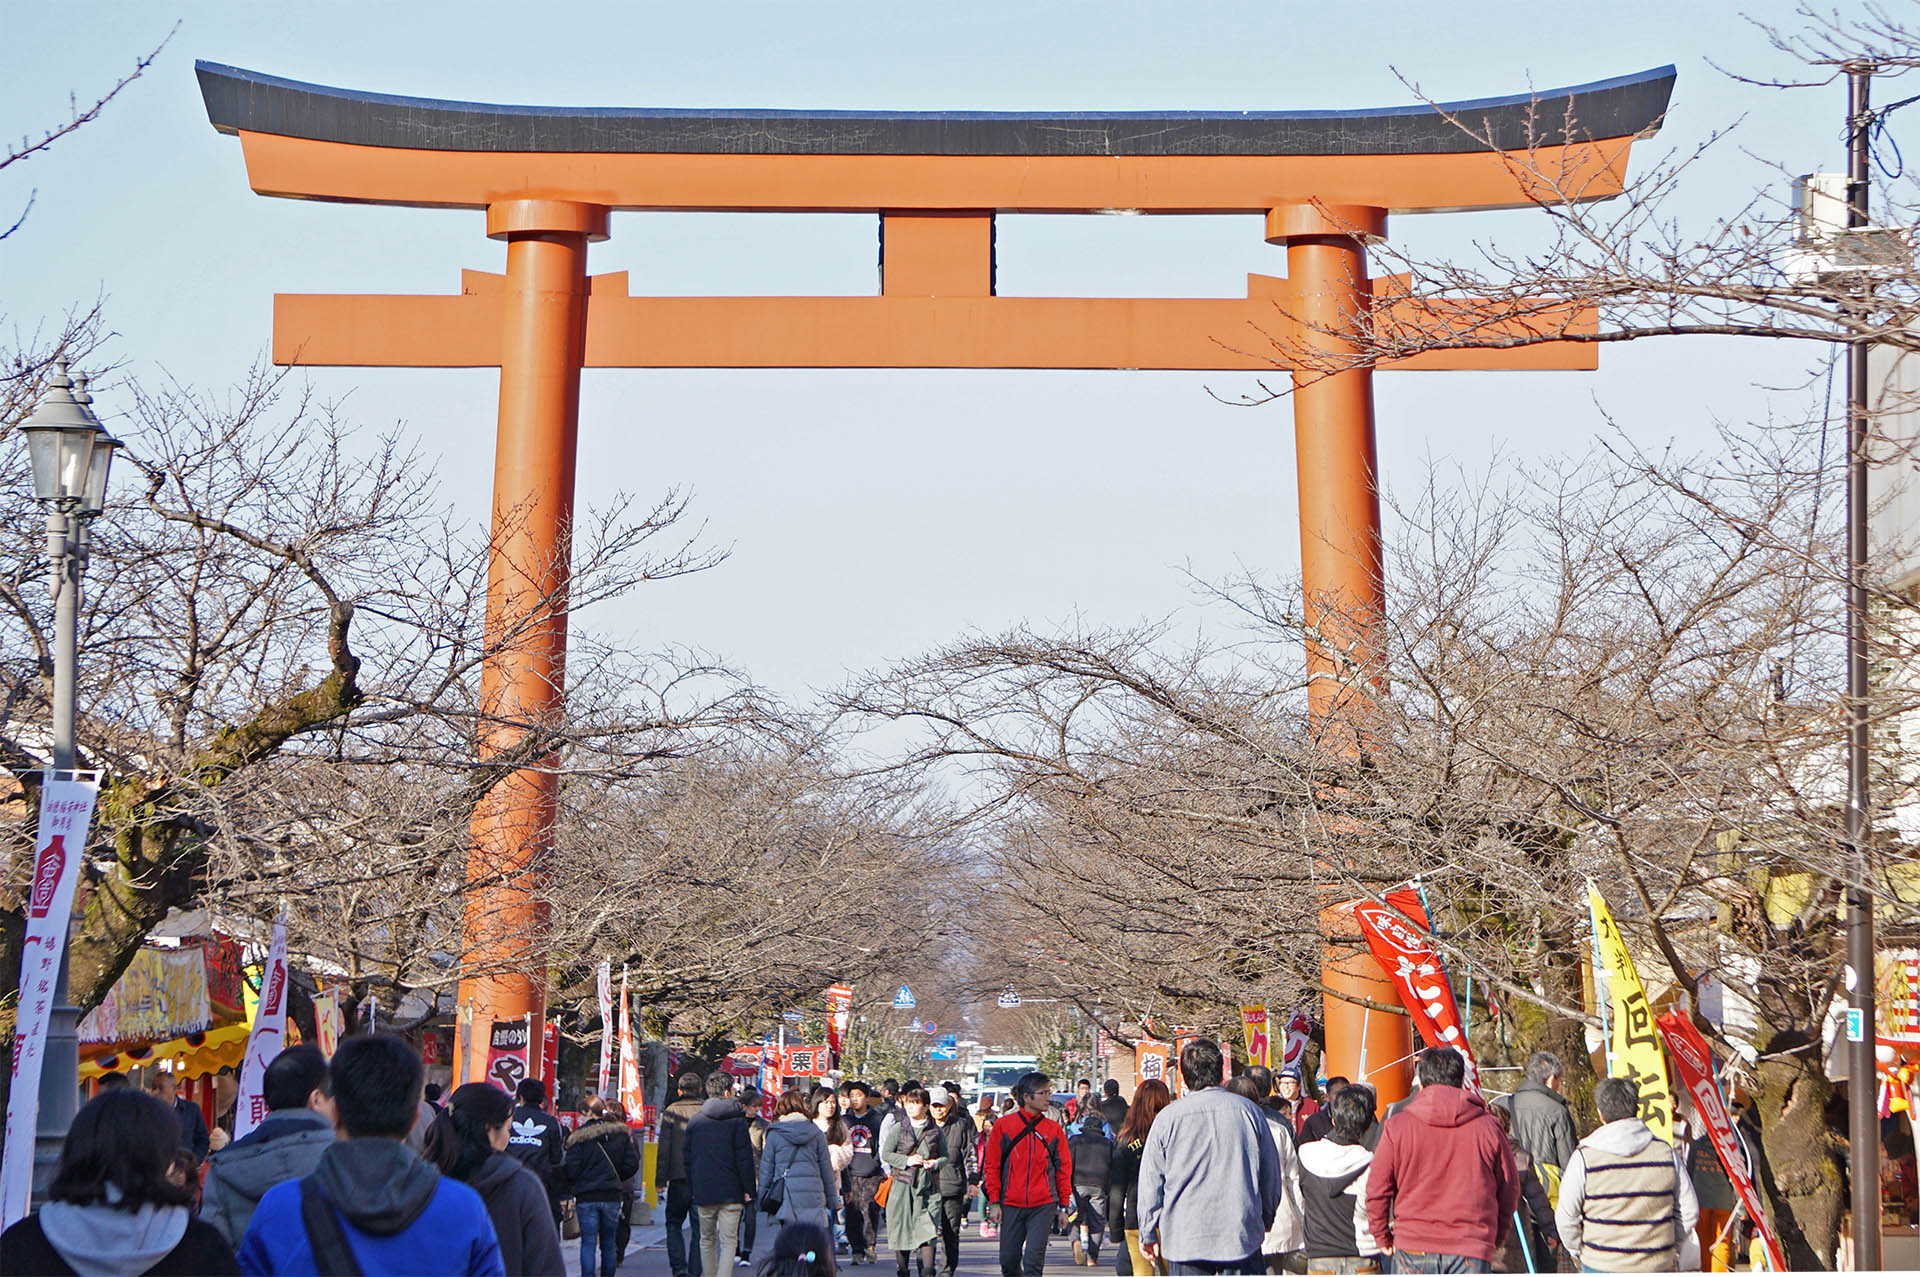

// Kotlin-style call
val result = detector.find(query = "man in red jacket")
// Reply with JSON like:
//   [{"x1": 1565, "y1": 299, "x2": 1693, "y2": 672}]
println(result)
[
  {"x1": 982, "y1": 1071, "x2": 1074, "y2": 1277},
  {"x1": 1365, "y1": 1047, "x2": 1518, "y2": 1273}
]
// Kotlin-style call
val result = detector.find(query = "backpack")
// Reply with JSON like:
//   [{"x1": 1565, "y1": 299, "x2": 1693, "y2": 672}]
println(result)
[{"x1": 997, "y1": 1112, "x2": 1063, "y2": 1206}]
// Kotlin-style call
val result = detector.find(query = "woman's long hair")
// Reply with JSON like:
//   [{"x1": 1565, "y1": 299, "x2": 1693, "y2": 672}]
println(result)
[
  {"x1": 48, "y1": 1091, "x2": 195, "y2": 1210},
  {"x1": 424, "y1": 1082, "x2": 514, "y2": 1181},
  {"x1": 1116, "y1": 1079, "x2": 1172, "y2": 1145},
  {"x1": 810, "y1": 1086, "x2": 847, "y2": 1145},
  {"x1": 756, "y1": 1221, "x2": 836, "y2": 1277}
]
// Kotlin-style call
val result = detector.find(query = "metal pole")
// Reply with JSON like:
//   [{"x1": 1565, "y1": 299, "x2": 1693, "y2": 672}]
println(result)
[
  {"x1": 1844, "y1": 62, "x2": 1883, "y2": 1276},
  {"x1": 32, "y1": 506, "x2": 81, "y2": 1200}
]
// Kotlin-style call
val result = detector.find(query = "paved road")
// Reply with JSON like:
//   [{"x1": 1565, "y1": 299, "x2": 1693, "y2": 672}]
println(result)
[{"x1": 565, "y1": 1215, "x2": 1092, "y2": 1277}]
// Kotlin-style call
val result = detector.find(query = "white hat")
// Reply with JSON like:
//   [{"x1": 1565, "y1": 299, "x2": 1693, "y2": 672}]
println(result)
[{"x1": 927, "y1": 1084, "x2": 954, "y2": 1107}]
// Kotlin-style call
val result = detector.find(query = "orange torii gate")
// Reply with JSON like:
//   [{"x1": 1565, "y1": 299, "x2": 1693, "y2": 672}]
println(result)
[{"x1": 199, "y1": 61, "x2": 1673, "y2": 1099}]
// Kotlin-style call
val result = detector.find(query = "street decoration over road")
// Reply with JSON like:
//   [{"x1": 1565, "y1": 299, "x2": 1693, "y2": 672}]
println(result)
[{"x1": 198, "y1": 62, "x2": 1673, "y2": 1089}]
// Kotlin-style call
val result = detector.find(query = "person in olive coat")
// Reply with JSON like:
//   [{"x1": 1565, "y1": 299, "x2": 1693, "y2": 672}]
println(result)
[{"x1": 881, "y1": 1087, "x2": 949, "y2": 1277}]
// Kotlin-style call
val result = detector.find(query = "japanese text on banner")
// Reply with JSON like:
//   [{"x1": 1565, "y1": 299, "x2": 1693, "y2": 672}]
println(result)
[
  {"x1": 1656, "y1": 1012, "x2": 1784, "y2": 1271},
  {"x1": 233, "y1": 917, "x2": 290, "y2": 1139},
  {"x1": 1, "y1": 772, "x2": 101, "y2": 1229},
  {"x1": 1589, "y1": 885, "x2": 1673, "y2": 1143}
]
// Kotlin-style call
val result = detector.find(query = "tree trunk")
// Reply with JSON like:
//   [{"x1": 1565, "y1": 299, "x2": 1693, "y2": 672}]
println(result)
[{"x1": 1751, "y1": 1025, "x2": 1842, "y2": 1269}]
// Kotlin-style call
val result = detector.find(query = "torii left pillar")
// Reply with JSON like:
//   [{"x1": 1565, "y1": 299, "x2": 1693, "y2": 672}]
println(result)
[{"x1": 458, "y1": 199, "x2": 608, "y2": 1087}]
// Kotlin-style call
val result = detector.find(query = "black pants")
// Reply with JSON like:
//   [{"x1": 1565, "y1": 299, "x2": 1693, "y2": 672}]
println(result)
[
  {"x1": 666, "y1": 1180, "x2": 700, "y2": 1277},
  {"x1": 937, "y1": 1195, "x2": 967, "y2": 1275},
  {"x1": 740, "y1": 1197, "x2": 757, "y2": 1257},
  {"x1": 847, "y1": 1174, "x2": 885, "y2": 1256},
  {"x1": 1000, "y1": 1204, "x2": 1055, "y2": 1277},
  {"x1": 897, "y1": 1241, "x2": 937, "y2": 1277}
]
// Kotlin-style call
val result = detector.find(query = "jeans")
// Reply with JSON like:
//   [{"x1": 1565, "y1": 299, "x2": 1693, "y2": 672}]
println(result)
[
  {"x1": 579, "y1": 1200, "x2": 622, "y2": 1277},
  {"x1": 1168, "y1": 1258, "x2": 1260, "y2": 1275},
  {"x1": 847, "y1": 1174, "x2": 885, "y2": 1256},
  {"x1": 666, "y1": 1181, "x2": 700, "y2": 1277},
  {"x1": 938, "y1": 1194, "x2": 967, "y2": 1274},
  {"x1": 699, "y1": 1201, "x2": 746, "y2": 1277},
  {"x1": 1387, "y1": 1256, "x2": 1488, "y2": 1275},
  {"x1": 1000, "y1": 1203, "x2": 1056, "y2": 1277},
  {"x1": 740, "y1": 1197, "x2": 758, "y2": 1258}
]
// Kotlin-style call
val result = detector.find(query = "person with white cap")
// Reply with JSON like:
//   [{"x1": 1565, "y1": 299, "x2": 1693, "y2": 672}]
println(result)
[{"x1": 929, "y1": 1085, "x2": 979, "y2": 1277}]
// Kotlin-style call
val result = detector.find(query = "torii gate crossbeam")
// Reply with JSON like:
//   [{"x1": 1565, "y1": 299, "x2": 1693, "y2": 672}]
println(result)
[{"x1": 200, "y1": 61, "x2": 1673, "y2": 1100}]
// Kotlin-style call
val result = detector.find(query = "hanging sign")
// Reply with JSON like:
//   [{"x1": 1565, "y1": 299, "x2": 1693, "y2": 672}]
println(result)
[
  {"x1": 1241, "y1": 1005, "x2": 1270, "y2": 1068},
  {"x1": 997, "y1": 984, "x2": 1021, "y2": 1008},
  {"x1": 1656, "y1": 1012, "x2": 1785, "y2": 1271},
  {"x1": 893, "y1": 985, "x2": 916, "y2": 1009},
  {"x1": 1, "y1": 771, "x2": 101, "y2": 1229},
  {"x1": 597, "y1": 961, "x2": 614, "y2": 1098},
  {"x1": 1352, "y1": 898, "x2": 1481, "y2": 1093},
  {"x1": 1135, "y1": 1038, "x2": 1171, "y2": 1087},
  {"x1": 784, "y1": 1045, "x2": 832, "y2": 1076},
  {"x1": 487, "y1": 1017, "x2": 532, "y2": 1093},
  {"x1": 542, "y1": 1022, "x2": 559, "y2": 1085},
  {"x1": 1589, "y1": 886, "x2": 1673, "y2": 1143},
  {"x1": 827, "y1": 983, "x2": 853, "y2": 1056},
  {"x1": 233, "y1": 916, "x2": 291, "y2": 1139}
]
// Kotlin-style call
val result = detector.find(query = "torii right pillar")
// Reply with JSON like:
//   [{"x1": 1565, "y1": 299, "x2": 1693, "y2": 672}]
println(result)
[{"x1": 1268, "y1": 201, "x2": 1410, "y2": 1107}]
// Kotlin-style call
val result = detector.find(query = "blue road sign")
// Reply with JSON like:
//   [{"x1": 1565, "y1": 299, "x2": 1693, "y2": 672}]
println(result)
[{"x1": 893, "y1": 985, "x2": 916, "y2": 1009}]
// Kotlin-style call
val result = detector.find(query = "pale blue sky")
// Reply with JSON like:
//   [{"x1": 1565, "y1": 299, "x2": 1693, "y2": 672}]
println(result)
[{"x1": 0, "y1": 1, "x2": 1877, "y2": 702}]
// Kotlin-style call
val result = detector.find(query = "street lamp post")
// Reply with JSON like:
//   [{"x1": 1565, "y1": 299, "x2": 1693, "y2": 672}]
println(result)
[{"x1": 19, "y1": 358, "x2": 118, "y2": 1200}]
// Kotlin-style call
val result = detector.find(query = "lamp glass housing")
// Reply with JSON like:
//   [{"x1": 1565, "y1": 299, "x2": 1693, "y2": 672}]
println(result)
[
  {"x1": 21, "y1": 423, "x2": 96, "y2": 505},
  {"x1": 80, "y1": 435, "x2": 118, "y2": 516}
]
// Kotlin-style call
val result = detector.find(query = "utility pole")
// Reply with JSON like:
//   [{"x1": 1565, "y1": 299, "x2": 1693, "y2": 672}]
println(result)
[{"x1": 1844, "y1": 60, "x2": 1883, "y2": 1276}]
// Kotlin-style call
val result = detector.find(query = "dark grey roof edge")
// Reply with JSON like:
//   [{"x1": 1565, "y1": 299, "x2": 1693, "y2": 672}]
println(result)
[{"x1": 196, "y1": 61, "x2": 1674, "y2": 158}]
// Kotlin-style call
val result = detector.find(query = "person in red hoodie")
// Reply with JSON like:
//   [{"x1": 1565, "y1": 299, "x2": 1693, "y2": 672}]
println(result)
[
  {"x1": 982, "y1": 1071, "x2": 1074, "y2": 1277},
  {"x1": 1364, "y1": 1047, "x2": 1517, "y2": 1274}
]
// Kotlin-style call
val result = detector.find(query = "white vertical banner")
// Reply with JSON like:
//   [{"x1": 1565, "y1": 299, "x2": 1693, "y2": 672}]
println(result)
[
  {"x1": 1, "y1": 771, "x2": 101, "y2": 1228},
  {"x1": 232, "y1": 917, "x2": 290, "y2": 1140},
  {"x1": 597, "y1": 961, "x2": 614, "y2": 1098}
]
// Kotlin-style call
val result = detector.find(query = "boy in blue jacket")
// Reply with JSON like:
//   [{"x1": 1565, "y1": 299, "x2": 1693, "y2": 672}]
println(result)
[{"x1": 239, "y1": 1034, "x2": 504, "y2": 1276}]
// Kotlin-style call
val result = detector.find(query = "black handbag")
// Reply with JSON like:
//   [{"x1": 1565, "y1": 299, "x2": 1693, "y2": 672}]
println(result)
[{"x1": 759, "y1": 1145, "x2": 789, "y2": 1215}]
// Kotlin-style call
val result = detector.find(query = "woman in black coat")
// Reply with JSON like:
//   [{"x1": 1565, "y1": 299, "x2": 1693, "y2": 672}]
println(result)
[
  {"x1": 424, "y1": 1083, "x2": 567, "y2": 1276},
  {"x1": 0, "y1": 1089, "x2": 239, "y2": 1275}
]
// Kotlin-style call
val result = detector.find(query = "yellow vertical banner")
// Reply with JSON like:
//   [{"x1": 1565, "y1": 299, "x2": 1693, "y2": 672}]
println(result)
[
  {"x1": 312, "y1": 990, "x2": 344, "y2": 1058},
  {"x1": 1241, "y1": 1005, "x2": 1270, "y2": 1068},
  {"x1": 1588, "y1": 885, "x2": 1673, "y2": 1143}
]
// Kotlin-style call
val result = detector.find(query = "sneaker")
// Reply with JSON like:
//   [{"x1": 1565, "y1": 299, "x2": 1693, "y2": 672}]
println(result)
[
  {"x1": 1071, "y1": 1239, "x2": 1085, "y2": 1266},
  {"x1": 736, "y1": 1259, "x2": 751, "y2": 1267}
]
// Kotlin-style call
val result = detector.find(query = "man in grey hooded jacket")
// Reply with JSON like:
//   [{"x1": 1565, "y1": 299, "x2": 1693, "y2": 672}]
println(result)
[{"x1": 202, "y1": 1044, "x2": 335, "y2": 1247}]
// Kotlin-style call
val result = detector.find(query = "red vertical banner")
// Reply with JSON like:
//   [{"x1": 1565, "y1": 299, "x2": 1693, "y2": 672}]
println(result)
[
  {"x1": 542, "y1": 1022, "x2": 559, "y2": 1086},
  {"x1": 1350, "y1": 900, "x2": 1480, "y2": 1092},
  {"x1": 617, "y1": 970, "x2": 644, "y2": 1116},
  {"x1": 827, "y1": 983, "x2": 853, "y2": 1058},
  {"x1": 487, "y1": 1017, "x2": 531, "y2": 1092},
  {"x1": 1656, "y1": 1013, "x2": 1785, "y2": 1271},
  {"x1": 1280, "y1": 1010, "x2": 1313, "y2": 1074}
]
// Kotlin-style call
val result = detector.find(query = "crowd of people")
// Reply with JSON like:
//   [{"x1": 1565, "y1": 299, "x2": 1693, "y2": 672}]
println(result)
[{"x1": 0, "y1": 1032, "x2": 1729, "y2": 1277}]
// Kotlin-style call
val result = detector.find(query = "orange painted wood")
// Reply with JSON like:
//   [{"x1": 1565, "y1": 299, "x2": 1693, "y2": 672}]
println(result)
[
  {"x1": 271, "y1": 289, "x2": 1597, "y2": 371},
  {"x1": 882, "y1": 213, "x2": 994, "y2": 297},
  {"x1": 235, "y1": 130, "x2": 1641, "y2": 214}
]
